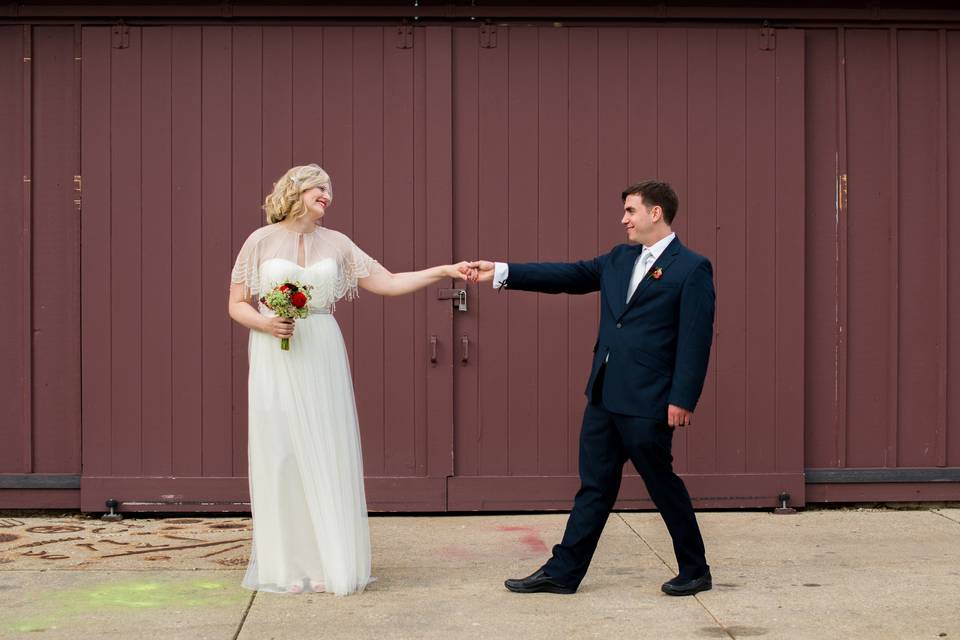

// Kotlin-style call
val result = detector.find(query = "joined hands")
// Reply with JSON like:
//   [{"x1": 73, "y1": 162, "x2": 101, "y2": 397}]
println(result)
[{"x1": 453, "y1": 261, "x2": 495, "y2": 284}]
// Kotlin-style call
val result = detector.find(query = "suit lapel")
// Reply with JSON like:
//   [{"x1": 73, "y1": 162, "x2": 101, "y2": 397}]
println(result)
[
  {"x1": 610, "y1": 247, "x2": 639, "y2": 318},
  {"x1": 622, "y1": 237, "x2": 681, "y2": 315}
]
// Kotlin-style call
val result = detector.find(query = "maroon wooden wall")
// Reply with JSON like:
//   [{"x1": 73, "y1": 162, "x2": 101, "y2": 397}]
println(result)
[
  {"x1": 0, "y1": 25, "x2": 81, "y2": 508},
  {"x1": 804, "y1": 28, "x2": 960, "y2": 501},
  {"x1": 2, "y1": 18, "x2": 959, "y2": 511}
]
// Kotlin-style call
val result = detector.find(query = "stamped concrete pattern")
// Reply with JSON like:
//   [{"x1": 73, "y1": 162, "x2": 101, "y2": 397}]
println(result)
[
  {"x1": 0, "y1": 508, "x2": 958, "y2": 639},
  {"x1": 0, "y1": 516, "x2": 251, "y2": 570}
]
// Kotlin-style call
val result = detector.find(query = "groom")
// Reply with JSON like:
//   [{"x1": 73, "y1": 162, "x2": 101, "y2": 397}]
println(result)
[{"x1": 469, "y1": 181, "x2": 715, "y2": 596}]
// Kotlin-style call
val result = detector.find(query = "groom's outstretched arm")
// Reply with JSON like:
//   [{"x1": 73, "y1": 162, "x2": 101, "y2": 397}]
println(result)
[{"x1": 470, "y1": 254, "x2": 606, "y2": 295}]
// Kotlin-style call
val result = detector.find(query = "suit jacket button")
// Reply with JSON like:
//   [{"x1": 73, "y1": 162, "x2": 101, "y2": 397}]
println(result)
[{"x1": 616, "y1": 322, "x2": 622, "y2": 329}]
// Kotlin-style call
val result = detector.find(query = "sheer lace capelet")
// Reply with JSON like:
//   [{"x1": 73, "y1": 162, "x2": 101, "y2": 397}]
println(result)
[{"x1": 231, "y1": 224, "x2": 383, "y2": 308}]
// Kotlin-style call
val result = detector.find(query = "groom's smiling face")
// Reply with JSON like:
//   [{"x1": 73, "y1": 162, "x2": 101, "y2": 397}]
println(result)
[{"x1": 622, "y1": 194, "x2": 661, "y2": 246}]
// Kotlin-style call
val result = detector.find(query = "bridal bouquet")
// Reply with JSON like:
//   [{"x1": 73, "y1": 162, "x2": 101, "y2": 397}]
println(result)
[{"x1": 260, "y1": 282, "x2": 313, "y2": 351}]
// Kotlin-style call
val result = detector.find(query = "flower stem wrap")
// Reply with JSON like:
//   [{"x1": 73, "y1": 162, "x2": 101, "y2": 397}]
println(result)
[{"x1": 259, "y1": 281, "x2": 313, "y2": 351}]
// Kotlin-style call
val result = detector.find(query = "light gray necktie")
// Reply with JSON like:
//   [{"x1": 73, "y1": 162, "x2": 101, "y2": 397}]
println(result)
[{"x1": 628, "y1": 249, "x2": 653, "y2": 302}]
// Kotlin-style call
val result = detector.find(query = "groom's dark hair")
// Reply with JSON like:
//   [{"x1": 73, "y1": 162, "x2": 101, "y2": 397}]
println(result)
[{"x1": 622, "y1": 180, "x2": 679, "y2": 225}]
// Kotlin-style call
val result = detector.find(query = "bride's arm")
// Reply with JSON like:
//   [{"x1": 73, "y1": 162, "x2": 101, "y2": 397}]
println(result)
[
  {"x1": 359, "y1": 262, "x2": 473, "y2": 297},
  {"x1": 228, "y1": 283, "x2": 294, "y2": 339}
]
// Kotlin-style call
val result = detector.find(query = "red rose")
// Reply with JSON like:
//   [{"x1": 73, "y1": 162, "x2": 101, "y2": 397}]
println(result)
[
  {"x1": 290, "y1": 292, "x2": 308, "y2": 308},
  {"x1": 279, "y1": 284, "x2": 291, "y2": 292}
]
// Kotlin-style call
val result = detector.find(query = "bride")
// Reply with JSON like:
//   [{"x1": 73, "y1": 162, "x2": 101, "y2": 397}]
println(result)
[{"x1": 228, "y1": 164, "x2": 471, "y2": 595}]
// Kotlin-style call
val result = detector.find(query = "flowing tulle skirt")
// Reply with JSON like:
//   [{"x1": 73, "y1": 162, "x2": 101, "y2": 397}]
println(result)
[{"x1": 242, "y1": 312, "x2": 372, "y2": 595}]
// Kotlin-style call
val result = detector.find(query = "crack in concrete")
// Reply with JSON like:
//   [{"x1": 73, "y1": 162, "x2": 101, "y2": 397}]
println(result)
[
  {"x1": 932, "y1": 510, "x2": 960, "y2": 526},
  {"x1": 233, "y1": 589, "x2": 256, "y2": 640},
  {"x1": 617, "y1": 514, "x2": 735, "y2": 640}
]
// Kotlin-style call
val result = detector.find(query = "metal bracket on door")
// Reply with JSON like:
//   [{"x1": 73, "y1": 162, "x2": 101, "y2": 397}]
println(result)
[
  {"x1": 437, "y1": 288, "x2": 467, "y2": 312},
  {"x1": 396, "y1": 22, "x2": 414, "y2": 49},
  {"x1": 759, "y1": 23, "x2": 776, "y2": 51},
  {"x1": 480, "y1": 23, "x2": 498, "y2": 49},
  {"x1": 112, "y1": 23, "x2": 130, "y2": 50}
]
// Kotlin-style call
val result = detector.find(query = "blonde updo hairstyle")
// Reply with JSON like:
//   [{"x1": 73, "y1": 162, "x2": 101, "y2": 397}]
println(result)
[{"x1": 263, "y1": 164, "x2": 333, "y2": 224}]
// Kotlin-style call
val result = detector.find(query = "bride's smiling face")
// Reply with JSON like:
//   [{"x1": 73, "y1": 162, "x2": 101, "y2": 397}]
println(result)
[{"x1": 301, "y1": 184, "x2": 332, "y2": 220}]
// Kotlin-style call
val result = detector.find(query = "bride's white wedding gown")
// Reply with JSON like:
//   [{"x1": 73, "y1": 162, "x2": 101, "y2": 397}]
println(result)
[{"x1": 231, "y1": 223, "x2": 383, "y2": 595}]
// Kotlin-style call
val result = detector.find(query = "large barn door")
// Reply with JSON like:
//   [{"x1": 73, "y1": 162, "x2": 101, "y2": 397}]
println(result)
[
  {"x1": 79, "y1": 25, "x2": 455, "y2": 512},
  {"x1": 449, "y1": 25, "x2": 806, "y2": 509}
]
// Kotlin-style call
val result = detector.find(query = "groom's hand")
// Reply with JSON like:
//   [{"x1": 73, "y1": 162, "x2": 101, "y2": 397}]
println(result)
[
  {"x1": 451, "y1": 261, "x2": 478, "y2": 281},
  {"x1": 667, "y1": 404, "x2": 692, "y2": 428},
  {"x1": 468, "y1": 260, "x2": 496, "y2": 283}
]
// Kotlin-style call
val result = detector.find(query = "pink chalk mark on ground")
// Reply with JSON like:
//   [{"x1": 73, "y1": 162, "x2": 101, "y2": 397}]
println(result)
[{"x1": 496, "y1": 525, "x2": 549, "y2": 555}]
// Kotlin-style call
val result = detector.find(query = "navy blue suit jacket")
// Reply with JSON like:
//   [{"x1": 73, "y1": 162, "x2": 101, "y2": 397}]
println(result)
[{"x1": 505, "y1": 237, "x2": 715, "y2": 420}]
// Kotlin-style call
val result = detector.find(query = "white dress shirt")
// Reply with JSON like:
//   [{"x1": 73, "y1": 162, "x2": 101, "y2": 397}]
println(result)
[{"x1": 492, "y1": 232, "x2": 676, "y2": 294}]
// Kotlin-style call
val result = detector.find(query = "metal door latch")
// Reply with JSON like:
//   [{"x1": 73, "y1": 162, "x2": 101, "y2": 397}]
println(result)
[{"x1": 437, "y1": 288, "x2": 467, "y2": 312}]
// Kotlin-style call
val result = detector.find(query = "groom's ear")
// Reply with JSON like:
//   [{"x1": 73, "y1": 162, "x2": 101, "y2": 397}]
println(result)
[{"x1": 650, "y1": 205, "x2": 663, "y2": 222}]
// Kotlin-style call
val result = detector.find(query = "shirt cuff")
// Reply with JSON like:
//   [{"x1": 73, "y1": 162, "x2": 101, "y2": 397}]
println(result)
[{"x1": 493, "y1": 262, "x2": 509, "y2": 289}]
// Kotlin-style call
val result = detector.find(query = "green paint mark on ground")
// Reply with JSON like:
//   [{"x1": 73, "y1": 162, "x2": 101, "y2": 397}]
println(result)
[{"x1": 2, "y1": 578, "x2": 248, "y2": 634}]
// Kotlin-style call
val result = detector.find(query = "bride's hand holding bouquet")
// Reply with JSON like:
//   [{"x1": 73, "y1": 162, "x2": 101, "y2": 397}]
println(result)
[{"x1": 260, "y1": 282, "x2": 313, "y2": 350}]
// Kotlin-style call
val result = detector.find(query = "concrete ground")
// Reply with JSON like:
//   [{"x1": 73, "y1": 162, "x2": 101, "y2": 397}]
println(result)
[{"x1": 0, "y1": 507, "x2": 958, "y2": 639}]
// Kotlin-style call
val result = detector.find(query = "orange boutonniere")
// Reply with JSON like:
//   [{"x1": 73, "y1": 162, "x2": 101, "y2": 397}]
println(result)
[{"x1": 651, "y1": 267, "x2": 663, "y2": 280}]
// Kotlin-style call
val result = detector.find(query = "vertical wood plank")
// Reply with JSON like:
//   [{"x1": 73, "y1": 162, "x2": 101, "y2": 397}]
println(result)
[
  {"x1": 80, "y1": 26, "x2": 112, "y2": 477},
  {"x1": 322, "y1": 27, "x2": 356, "y2": 387},
  {"x1": 32, "y1": 28, "x2": 85, "y2": 472},
  {"x1": 887, "y1": 28, "x2": 900, "y2": 468},
  {"x1": 947, "y1": 30, "x2": 960, "y2": 468},
  {"x1": 291, "y1": 26, "x2": 323, "y2": 166},
  {"x1": 715, "y1": 28, "x2": 748, "y2": 473},
  {"x1": 506, "y1": 27, "x2": 540, "y2": 475},
  {"x1": 658, "y1": 28, "x2": 691, "y2": 470},
  {"x1": 353, "y1": 26, "x2": 386, "y2": 476},
  {"x1": 200, "y1": 25, "x2": 233, "y2": 476},
  {"x1": 774, "y1": 28, "x2": 805, "y2": 479},
  {"x1": 835, "y1": 28, "x2": 849, "y2": 468},
  {"x1": 537, "y1": 26, "x2": 569, "y2": 476},
  {"x1": 230, "y1": 25, "x2": 262, "y2": 479},
  {"x1": 383, "y1": 27, "x2": 417, "y2": 476},
  {"x1": 567, "y1": 27, "x2": 600, "y2": 475},
  {"x1": 261, "y1": 26, "x2": 293, "y2": 189},
  {"x1": 412, "y1": 25, "x2": 430, "y2": 477},
  {"x1": 936, "y1": 29, "x2": 949, "y2": 468},
  {"x1": 685, "y1": 27, "x2": 719, "y2": 474},
  {"x1": 802, "y1": 28, "x2": 840, "y2": 470},
  {"x1": 597, "y1": 28, "x2": 629, "y2": 253},
  {"x1": 109, "y1": 26, "x2": 142, "y2": 476},
  {"x1": 842, "y1": 29, "x2": 892, "y2": 467},
  {"x1": 139, "y1": 26, "x2": 173, "y2": 475},
  {"x1": 452, "y1": 26, "x2": 479, "y2": 477},
  {"x1": 476, "y1": 26, "x2": 510, "y2": 477},
  {"x1": 627, "y1": 27, "x2": 658, "y2": 184},
  {"x1": 170, "y1": 25, "x2": 203, "y2": 476},
  {"x1": 424, "y1": 25, "x2": 454, "y2": 479},
  {"x1": 21, "y1": 25, "x2": 33, "y2": 474},
  {"x1": 0, "y1": 26, "x2": 29, "y2": 473},
  {"x1": 744, "y1": 28, "x2": 777, "y2": 474},
  {"x1": 897, "y1": 30, "x2": 940, "y2": 467}
]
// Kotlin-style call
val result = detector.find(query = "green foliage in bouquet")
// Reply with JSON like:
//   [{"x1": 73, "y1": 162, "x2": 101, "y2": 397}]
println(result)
[{"x1": 260, "y1": 281, "x2": 313, "y2": 350}]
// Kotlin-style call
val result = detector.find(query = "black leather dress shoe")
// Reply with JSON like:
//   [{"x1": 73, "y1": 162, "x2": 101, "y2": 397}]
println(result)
[
  {"x1": 504, "y1": 569, "x2": 576, "y2": 594},
  {"x1": 661, "y1": 570, "x2": 712, "y2": 596}
]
